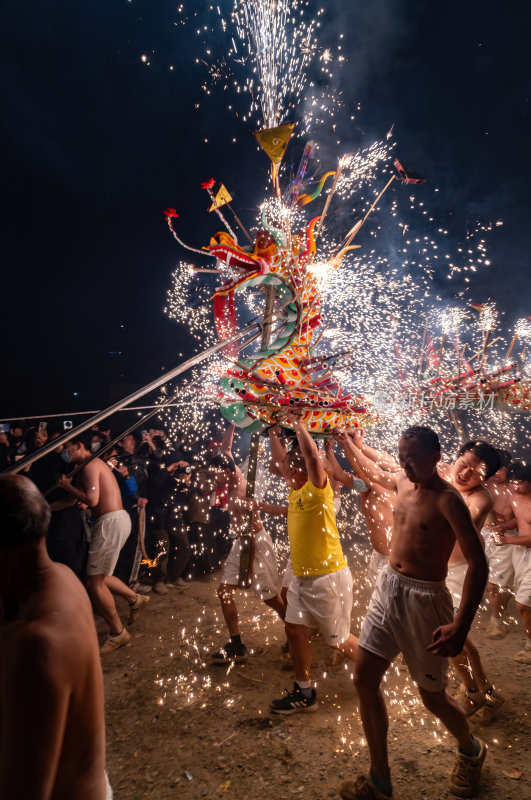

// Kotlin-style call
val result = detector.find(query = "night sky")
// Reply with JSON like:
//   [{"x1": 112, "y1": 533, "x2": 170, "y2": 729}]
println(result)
[{"x1": 2, "y1": 1, "x2": 530, "y2": 420}]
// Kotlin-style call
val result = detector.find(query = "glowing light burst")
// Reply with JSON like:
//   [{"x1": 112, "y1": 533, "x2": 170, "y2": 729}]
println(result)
[{"x1": 230, "y1": 0, "x2": 317, "y2": 127}]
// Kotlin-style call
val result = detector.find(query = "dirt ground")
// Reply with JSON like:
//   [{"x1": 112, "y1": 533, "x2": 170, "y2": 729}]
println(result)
[{"x1": 101, "y1": 540, "x2": 531, "y2": 800}]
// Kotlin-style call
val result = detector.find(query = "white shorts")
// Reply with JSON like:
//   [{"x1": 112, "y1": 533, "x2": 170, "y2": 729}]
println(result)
[
  {"x1": 106, "y1": 771, "x2": 113, "y2": 800},
  {"x1": 87, "y1": 510, "x2": 131, "y2": 576},
  {"x1": 221, "y1": 528, "x2": 279, "y2": 600},
  {"x1": 367, "y1": 550, "x2": 389, "y2": 588},
  {"x1": 282, "y1": 556, "x2": 294, "y2": 589},
  {"x1": 513, "y1": 545, "x2": 531, "y2": 607},
  {"x1": 482, "y1": 528, "x2": 516, "y2": 589},
  {"x1": 446, "y1": 561, "x2": 468, "y2": 612},
  {"x1": 359, "y1": 565, "x2": 453, "y2": 692},
  {"x1": 285, "y1": 566, "x2": 353, "y2": 646}
]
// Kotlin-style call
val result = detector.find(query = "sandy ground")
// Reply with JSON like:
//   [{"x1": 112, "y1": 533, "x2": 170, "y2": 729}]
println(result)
[{"x1": 101, "y1": 541, "x2": 531, "y2": 800}]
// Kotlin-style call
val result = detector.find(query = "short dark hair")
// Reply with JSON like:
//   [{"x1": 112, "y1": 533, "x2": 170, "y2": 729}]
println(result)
[
  {"x1": 457, "y1": 440, "x2": 501, "y2": 480},
  {"x1": 495, "y1": 449, "x2": 512, "y2": 470},
  {"x1": 209, "y1": 453, "x2": 236, "y2": 473},
  {"x1": 287, "y1": 446, "x2": 306, "y2": 472},
  {"x1": 0, "y1": 475, "x2": 51, "y2": 547},
  {"x1": 507, "y1": 461, "x2": 531, "y2": 483},
  {"x1": 69, "y1": 430, "x2": 94, "y2": 450},
  {"x1": 401, "y1": 425, "x2": 441, "y2": 454}
]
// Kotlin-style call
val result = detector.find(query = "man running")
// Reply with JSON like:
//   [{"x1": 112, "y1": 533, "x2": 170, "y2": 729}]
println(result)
[
  {"x1": 57, "y1": 432, "x2": 149, "y2": 653},
  {"x1": 335, "y1": 425, "x2": 488, "y2": 800},
  {"x1": 0, "y1": 475, "x2": 112, "y2": 799}
]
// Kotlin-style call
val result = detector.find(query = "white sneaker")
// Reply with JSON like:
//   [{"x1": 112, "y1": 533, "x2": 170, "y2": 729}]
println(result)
[
  {"x1": 175, "y1": 577, "x2": 191, "y2": 589},
  {"x1": 485, "y1": 617, "x2": 507, "y2": 639},
  {"x1": 514, "y1": 647, "x2": 531, "y2": 664},
  {"x1": 153, "y1": 581, "x2": 169, "y2": 595}
]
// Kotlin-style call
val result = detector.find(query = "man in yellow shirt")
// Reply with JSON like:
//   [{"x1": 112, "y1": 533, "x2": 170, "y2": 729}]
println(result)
[{"x1": 268, "y1": 415, "x2": 358, "y2": 713}]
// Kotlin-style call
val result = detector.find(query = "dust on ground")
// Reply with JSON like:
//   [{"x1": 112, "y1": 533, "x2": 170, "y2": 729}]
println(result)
[{"x1": 101, "y1": 544, "x2": 531, "y2": 800}]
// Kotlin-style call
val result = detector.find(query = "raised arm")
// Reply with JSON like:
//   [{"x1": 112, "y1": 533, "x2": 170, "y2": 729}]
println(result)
[
  {"x1": 268, "y1": 423, "x2": 291, "y2": 482},
  {"x1": 221, "y1": 423, "x2": 245, "y2": 484},
  {"x1": 332, "y1": 428, "x2": 398, "y2": 491},
  {"x1": 428, "y1": 492, "x2": 488, "y2": 657},
  {"x1": 352, "y1": 428, "x2": 400, "y2": 472},
  {"x1": 323, "y1": 439, "x2": 354, "y2": 487},
  {"x1": 291, "y1": 415, "x2": 326, "y2": 489},
  {"x1": 221, "y1": 423, "x2": 235, "y2": 457}
]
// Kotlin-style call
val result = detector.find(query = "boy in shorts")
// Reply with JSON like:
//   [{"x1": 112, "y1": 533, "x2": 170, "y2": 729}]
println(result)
[
  {"x1": 268, "y1": 414, "x2": 358, "y2": 714},
  {"x1": 335, "y1": 425, "x2": 488, "y2": 800}
]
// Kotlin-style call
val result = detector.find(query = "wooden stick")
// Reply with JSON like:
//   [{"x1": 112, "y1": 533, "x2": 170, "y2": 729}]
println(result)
[
  {"x1": 417, "y1": 317, "x2": 429, "y2": 381},
  {"x1": 334, "y1": 174, "x2": 397, "y2": 259},
  {"x1": 227, "y1": 203, "x2": 254, "y2": 245},
  {"x1": 503, "y1": 332, "x2": 518, "y2": 364},
  {"x1": 314, "y1": 160, "x2": 343, "y2": 241}
]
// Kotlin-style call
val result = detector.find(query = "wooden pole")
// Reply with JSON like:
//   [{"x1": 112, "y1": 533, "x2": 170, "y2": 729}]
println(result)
[
  {"x1": 238, "y1": 284, "x2": 277, "y2": 587},
  {"x1": 227, "y1": 203, "x2": 254, "y2": 245}
]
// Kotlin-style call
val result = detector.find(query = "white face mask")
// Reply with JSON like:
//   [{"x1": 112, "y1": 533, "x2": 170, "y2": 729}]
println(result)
[
  {"x1": 353, "y1": 478, "x2": 369, "y2": 493},
  {"x1": 91, "y1": 441, "x2": 102, "y2": 453},
  {"x1": 61, "y1": 449, "x2": 72, "y2": 463}
]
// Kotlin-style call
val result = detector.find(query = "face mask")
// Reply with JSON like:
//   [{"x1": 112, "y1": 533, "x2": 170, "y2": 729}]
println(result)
[
  {"x1": 61, "y1": 450, "x2": 72, "y2": 464},
  {"x1": 91, "y1": 442, "x2": 102, "y2": 453},
  {"x1": 353, "y1": 478, "x2": 369, "y2": 493}
]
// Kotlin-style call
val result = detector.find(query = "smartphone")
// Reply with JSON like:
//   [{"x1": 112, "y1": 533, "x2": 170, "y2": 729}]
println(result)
[
  {"x1": 38, "y1": 421, "x2": 48, "y2": 435},
  {"x1": 63, "y1": 420, "x2": 73, "y2": 431},
  {"x1": 0, "y1": 423, "x2": 10, "y2": 433}
]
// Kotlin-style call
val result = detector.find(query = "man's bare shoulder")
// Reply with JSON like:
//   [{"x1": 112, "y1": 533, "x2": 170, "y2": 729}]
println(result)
[{"x1": 3, "y1": 620, "x2": 72, "y2": 689}]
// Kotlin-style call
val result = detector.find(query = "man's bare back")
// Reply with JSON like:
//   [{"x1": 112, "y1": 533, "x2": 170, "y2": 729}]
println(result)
[{"x1": 0, "y1": 475, "x2": 108, "y2": 800}]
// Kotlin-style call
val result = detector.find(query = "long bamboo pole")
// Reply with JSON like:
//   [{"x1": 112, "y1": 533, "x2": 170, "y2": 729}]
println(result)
[{"x1": 3, "y1": 317, "x2": 267, "y2": 476}]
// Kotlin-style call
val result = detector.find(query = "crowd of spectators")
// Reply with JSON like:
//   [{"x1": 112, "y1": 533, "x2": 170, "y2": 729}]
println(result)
[{"x1": 0, "y1": 419, "x2": 238, "y2": 594}]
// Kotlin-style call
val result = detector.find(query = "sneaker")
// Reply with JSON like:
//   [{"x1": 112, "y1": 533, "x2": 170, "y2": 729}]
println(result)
[
  {"x1": 485, "y1": 617, "x2": 507, "y2": 639},
  {"x1": 457, "y1": 686, "x2": 485, "y2": 717},
  {"x1": 127, "y1": 593, "x2": 150, "y2": 625},
  {"x1": 514, "y1": 647, "x2": 531, "y2": 664},
  {"x1": 101, "y1": 627, "x2": 131, "y2": 655},
  {"x1": 129, "y1": 582, "x2": 152, "y2": 595},
  {"x1": 449, "y1": 738, "x2": 487, "y2": 798},
  {"x1": 211, "y1": 641, "x2": 247, "y2": 664},
  {"x1": 339, "y1": 775, "x2": 394, "y2": 800},
  {"x1": 174, "y1": 577, "x2": 191, "y2": 589},
  {"x1": 325, "y1": 648, "x2": 347, "y2": 672},
  {"x1": 270, "y1": 683, "x2": 318, "y2": 714},
  {"x1": 153, "y1": 581, "x2": 169, "y2": 595},
  {"x1": 469, "y1": 687, "x2": 504, "y2": 725}
]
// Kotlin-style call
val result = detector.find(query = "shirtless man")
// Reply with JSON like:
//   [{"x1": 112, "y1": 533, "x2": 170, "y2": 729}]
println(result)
[
  {"x1": 0, "y1": 475, "x2": 112, "y2": 800},
  {"x1": 324, "y1": 436, "x2": 395, "y2": 586},
  {"x1": 57, "y1": 432, "x2": 149, "y2": 653},
  {"x1": 434, "y1": 441, "x2": 504, "y2": 721},
  {"x1": 268, "y1": 414, "x2": 358, "y2": 714},
  {"x1": 491, "y1": 461, "x2": 531, "y2": 663},
  {"x1": 336, "y1": 426, "x2": 488, "y2": 800},
  {"x1": 210, "y1": 424, "x2": 285, "y2": 663},
  {"x1": 483, "y1": 450, "x2": 516, "y2": 638}
]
